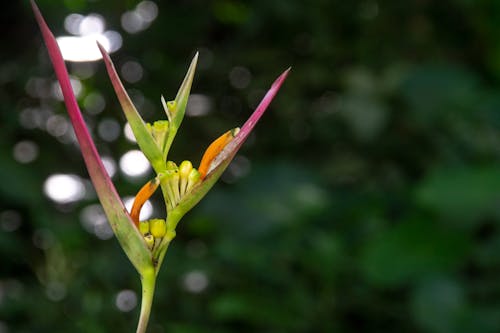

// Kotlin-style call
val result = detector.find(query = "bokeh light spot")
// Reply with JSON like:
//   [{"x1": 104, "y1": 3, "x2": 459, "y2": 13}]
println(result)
[
  {"x1": 121, "y1": 61, "x2": 143, "y2": 83},
  {"x1": 79, "y1": 14, "x2": 105, "y2": 36},
  {"x1": 13, "y1": 140, "x2": 39, "y2": 164},
  {"x1": 83, "y1": 92, "x2": 106, "y2": 115},
  {"x1": 186, "y1": 94, "x2": 212, "y2": 117},
  {"x1": 46, "y1": 114, "x2": 69, "y2": 137},
  {"x1": 229, "y1": 66, "x2": 252, "y2": 89},
  {"x1": 98, "y1": 118, "x2": 121, "y2": 142},
  {"x1": 101, "y1": 156, "x2": 117, "y2": 178},
  {"x1": 123, "y1": 123, "x2": 137, "y2": 143},
  {"x1": 119, "y1": 150, "x2": 150, "y2": 177},
  {"x1": 182, "y1": 270, "x2": 209, "y2": 293},
  {"x1": 44, "y1": 174, "x2": 86, "y2": 203},
  {"x1": 80, "y1": 204, "x2": 114, "y2": 240},
  {"x1": 115, "y1": 289, "x2": 137, "y2": 312},
  {"x1": 64, "y1": 13, "x2": 84, "y2": 35}
]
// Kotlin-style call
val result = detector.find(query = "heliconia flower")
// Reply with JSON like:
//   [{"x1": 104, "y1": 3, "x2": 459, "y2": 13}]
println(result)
[
  {"x1": 32, "y1": 1, "x2": 288, "y2": 331},
  {"x1": 96, "y1": 43, "x2": 289, "y2": 269}
]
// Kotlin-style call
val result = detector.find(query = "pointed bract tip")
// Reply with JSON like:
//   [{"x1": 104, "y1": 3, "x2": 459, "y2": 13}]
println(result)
[
  {"x1": 96, "y1": 41, "x2": 110, "y2": 60},
  {"x1": 272, "y1": 67, "x2": 291, "y2": 88}
]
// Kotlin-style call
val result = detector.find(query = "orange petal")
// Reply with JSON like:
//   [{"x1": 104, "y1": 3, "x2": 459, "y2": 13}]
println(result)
[
  {"x1": 130, "y1": 178, "x2": 160, "y2": 227},
  {"x1": 198, "y1": 129, "x2": 238, "y2": 179}
]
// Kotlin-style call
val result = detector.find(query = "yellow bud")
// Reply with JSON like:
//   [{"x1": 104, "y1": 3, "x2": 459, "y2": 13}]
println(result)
[
  {"x1": 170, "y1": 172, "x2": 180, "y2": 203},
  {"x1": 186, "y1": 168, "x2": 201, "y2": 192},
  {"x1": 167, "y1": 100, "x2": 176, "y2": 114},
  {"x1": 179, "y1": 160, "x2": 193, "y2": 195},
  {"x1": 149, "y1": 219, "x2": 167, "y2": 238},
  {"x1": 139, "y1": 220, "x2": 150, "y2": 235},
  {"x1": 166, "y1": 161, "x2": 178, "y2": 171}
]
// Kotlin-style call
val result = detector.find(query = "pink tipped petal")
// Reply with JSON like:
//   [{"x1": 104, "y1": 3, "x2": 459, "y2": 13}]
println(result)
[
  {"x1": 97, "y1": 43, "x2": 164, "y2": 173},
  {"x1": 31, "y1": 1, "x2": 150, "y2": 273}
]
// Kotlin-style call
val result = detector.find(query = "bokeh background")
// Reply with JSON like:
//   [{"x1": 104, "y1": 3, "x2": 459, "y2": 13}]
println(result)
[{"x1": 2, "y1": 0, "x2": 500, "y2": 332}]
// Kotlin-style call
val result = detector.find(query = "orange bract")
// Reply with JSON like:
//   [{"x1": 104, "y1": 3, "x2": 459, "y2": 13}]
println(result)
[
  {"x1": 198, "y1": 129, "x2": 237, "y2": 179},
  {"x1": 131, "y1": 178, "x2": 160, "y2": 227}
]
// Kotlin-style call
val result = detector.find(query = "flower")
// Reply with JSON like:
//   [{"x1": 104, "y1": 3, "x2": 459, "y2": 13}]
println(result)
[
  {"x1": 31, "y1": 0, "x2": 289, "y2": 276},
  {"x1": 32, "y1": 2, "x2": 288, "y2": 331}
]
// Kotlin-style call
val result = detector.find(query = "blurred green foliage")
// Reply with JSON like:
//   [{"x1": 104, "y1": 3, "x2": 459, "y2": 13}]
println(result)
[{"x1": 1, "y1": 0, "x2": 500, "y2": 332}]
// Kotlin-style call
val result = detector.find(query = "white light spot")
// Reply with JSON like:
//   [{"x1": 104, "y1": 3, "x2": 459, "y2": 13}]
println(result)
[
  {"x1": 121, "y1": 2, "x2": 157, "y2": 34},
  {"x1": 119, "y1": 150, "x2": 151, "y2": 177},
  {"x1": 79, "y1": 14, "x2": 105, "y2": 36},
  {"x1": 46, "y1": 114, "x2": 69, "y2": 137},
  {"x1": 80, "y1": 204, "x2": 114, "y2": 240},
  {"x1": 98, "y1": 118, "x2": 121, "y2": 142},
  {"x1": 186, "y1": 94, "x2": 212, "y2": 117},
  {"x1": 0, "y1": 210, "x2": 22, "y2": 232},
  {"x1": 25, "y1": 77, "x2": 52, "y2": 98},
  {"x1": 121, "y1": 61, "x2": 143, "y2": 83},
  {"x1": 56, "y1": 32, "x2": 122, "y2": 62},
  {"x1": 84, "y1": 92, "x2": 106, "y2": 114},
  {"x1": 101, "y1": 156, "x2": 117, "y2": 177},
  {"x1": 64, "y1": 13, "x2": 84, "y2": 35},
  {"x1": 137, "y1": 1, "x2": 159, "y2": 23},
  {"x1": 19, "y1": 107, "x2": 44, "y2": 129},
  {"x1": 229, "y1": 66, "x2": 252, "y2": 89},
  {"x1": 124, "y1": 196, "x2": 153, "y2": 221},
  {"x1": 52, "y1": 77, "x2": 82, "y2": 100},
  {"x1": 103, "y1": 30, "x2": 123, "y2": 52},
  {"x1": 121, "y1": 10, "x2": 145, "y2": 34},
  {"x1": 13, "y1": 140, "x2": 39, "y2": 164},
  {"x1": 182, "y1": 270, "x2": 209, "y2": 293},
  {"x1": 123, "y1": 123, "x2": 137, "y2": 142},
  {"x1": 115, "y1": 289, "x2": 137, "y2": 312},
  {"x1": 44, "y1": 174, "x2": 86, "y2": 203}
]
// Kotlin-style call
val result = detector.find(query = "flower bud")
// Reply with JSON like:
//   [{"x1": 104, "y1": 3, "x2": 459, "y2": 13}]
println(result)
[
  {"x1": 166, "y1": 161, "x2": 178, "y2": 171},
  {"x1": 186, "y1": 168, "x2": 201, "y2": 192},
  {"x1": 139, "y1": 220, "x2": 150, "y2": 235},
  {"x1": 179, "y1": 160, "x2": 192, "y2": 195},
  {"x1": 149, "y1": 218, "x2": 167, "y2": 238}
]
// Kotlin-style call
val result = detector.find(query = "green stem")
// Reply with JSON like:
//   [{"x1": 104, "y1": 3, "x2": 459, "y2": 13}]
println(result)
[{"x1": 136, "y1": 269, "x2": 156, "y2": 333}]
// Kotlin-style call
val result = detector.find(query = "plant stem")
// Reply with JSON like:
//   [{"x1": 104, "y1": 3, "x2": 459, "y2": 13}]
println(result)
[{"x1": 136, "y1": 269, "x2": 156, "y2": 333}]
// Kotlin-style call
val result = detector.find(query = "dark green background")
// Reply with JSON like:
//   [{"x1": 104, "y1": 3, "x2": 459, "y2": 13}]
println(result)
[{"x1": 1, "y1": 0, "x2": 500, "y2": 332}]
